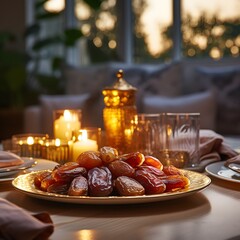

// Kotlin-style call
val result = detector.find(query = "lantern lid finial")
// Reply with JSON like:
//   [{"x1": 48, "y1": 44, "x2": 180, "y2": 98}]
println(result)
[
  {"x1": 104, "y1": 69, "x2": 137, "y2": 91},
  {"x1": 116, "y1": 69, "x2": 124, "y2": 79}
]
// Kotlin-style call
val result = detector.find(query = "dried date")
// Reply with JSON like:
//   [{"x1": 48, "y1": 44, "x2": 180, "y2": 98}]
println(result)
[
  {"x1": 52, "y1": 164, "x2": 87, "y2": 182},
  {"x1": 34, "y1": 171, "x2": 51, "y2": 188},
  {"x1": 162, "y1": 165, "x2": 183, "y2": 176},
  {"x1": 100, "y1": 146, "x2": 118, "y2": 164},
  {"x1": 134, "y1": 169, "x2": 166, "y2": 194},
  {"x1": 143, "y1": 156, "x2": 163, "y2": 170},
  {"x1": 119, "y1": 152, "x2": 145, "y2": 168},
  {"x1": 137, "y1": 165, "x2": 166, "y2": 178},
  {"x1": 115, "y1": 176, "x2": 145, "y2": 196},
  {"x1": 108, "y1": 160, "x2": 135, "y2": 179},
  {"x1": 47, "y1": 182, "x2": 70, "y2": 195},
  {"x1": 68, "y1": 175, "x2": 88, "y2": 196},
  {"x1": 88, "y1": 167, "x2": 113, "y2": 196},
  {"x1": 76, "y1": 151, "x2": 103, "y2": 170},
  {"x1": 160, "y1": 175, "x2": 190, "y2": 192},
  {"x1": 40, "y1": 174, "x2": 56, "y2": 191}
]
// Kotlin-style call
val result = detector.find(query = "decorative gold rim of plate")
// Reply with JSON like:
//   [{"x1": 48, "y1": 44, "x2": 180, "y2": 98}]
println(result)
[{"x1": 12, "y1": 169, "x2": 211, "y2": 204}]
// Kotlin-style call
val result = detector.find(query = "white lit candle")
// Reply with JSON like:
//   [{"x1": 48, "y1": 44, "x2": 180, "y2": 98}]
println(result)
[
  {"x1": 54, "y1": 110, "x2": 81, "y2": 141},
  {"x1": 72, "y1": 130, "x2": 98, "y2": 161}
]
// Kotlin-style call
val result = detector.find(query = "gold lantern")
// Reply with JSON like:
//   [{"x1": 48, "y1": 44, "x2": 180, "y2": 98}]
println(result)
[{"x1": 102, "y1": 69, "x2": 137, "y2": 154}]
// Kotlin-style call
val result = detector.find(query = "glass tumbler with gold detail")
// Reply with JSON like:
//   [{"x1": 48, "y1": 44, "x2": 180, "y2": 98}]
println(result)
[{"x1": 102, "y1": 69, "x2": 137, "y2": 154}]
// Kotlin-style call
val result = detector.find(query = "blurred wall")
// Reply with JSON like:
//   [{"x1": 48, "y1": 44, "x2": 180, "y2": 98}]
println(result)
[{"x1": 0, "y1": 0, "x2": 26, "y2": 50}]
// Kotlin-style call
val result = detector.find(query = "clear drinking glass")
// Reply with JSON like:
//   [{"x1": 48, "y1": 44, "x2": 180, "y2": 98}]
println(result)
[
  {"x1": 158, "y1": 113, "x2": 200, "y2": 168},
  {"x1": 130, "y1": 113, "x2": 161, "y2": 156}
]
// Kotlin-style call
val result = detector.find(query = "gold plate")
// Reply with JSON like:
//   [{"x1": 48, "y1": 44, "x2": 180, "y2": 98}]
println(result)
[{"x1": 12, "y1": 170, "x2": 211, "y2": 205}]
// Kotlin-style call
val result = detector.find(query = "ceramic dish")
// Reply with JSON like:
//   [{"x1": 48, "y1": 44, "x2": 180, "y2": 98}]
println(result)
[
  {"x1": 205, "y1": 161, "x2": 240, "y2": 183},
  {"x1": 12, "y1": 169, "x2": 211, "y2": 205},
  {"x1": 0, "y1": 158, "x2": 36, "y2": 173},
  {"x1": 0, "y1": 159, "x2": 58, "y2": 182}
]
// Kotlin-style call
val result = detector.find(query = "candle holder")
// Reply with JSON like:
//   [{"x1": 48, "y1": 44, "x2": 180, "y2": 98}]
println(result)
[
  {"x1": 41, "y1": 138, "x2": 70, "y2": 164},
  {"x1": 12, "y1": 134, "x2": 48, "y2": 158},
  {"x1": 71, "y1": 127, "x2": 102, "y2": 162},
  {"x1": 53, "y1": 109, "x2": 81, "y2": 141}
]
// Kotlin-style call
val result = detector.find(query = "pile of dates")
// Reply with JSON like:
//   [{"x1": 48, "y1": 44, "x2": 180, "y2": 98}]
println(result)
[{"x1": 34, "y1": 146, "x2": 190, "y2": 197}]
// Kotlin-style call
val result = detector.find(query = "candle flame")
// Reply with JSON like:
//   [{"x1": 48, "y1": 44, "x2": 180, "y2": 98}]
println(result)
[
  {"x1": 63, "y1": 110, "x2": 79, "y2": 122},
  {"x1": 63, "y1": 110, "x2": 72, "y2": 121},
  {"x1": 27, "y1": 137, "x2": 34, "y2": 145},
  {"x1": 55, "y1": 138, "x2": 61, "y2": 147},
  {"x1": 78, "y1": 130, "x2": 88, "y2": 141}
]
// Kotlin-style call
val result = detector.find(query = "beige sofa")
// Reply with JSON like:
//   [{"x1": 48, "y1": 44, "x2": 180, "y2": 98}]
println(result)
[{"x1": 24, "y1": 59, "x2": 240, "y2": 137}]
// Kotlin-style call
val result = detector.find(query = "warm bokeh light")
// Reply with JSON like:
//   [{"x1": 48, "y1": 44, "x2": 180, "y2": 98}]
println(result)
[
  {"x1": 96, "y1": 12, "x2": 115, "y2": 31},
  {"x1": 211, "y1": 26, "x2": 225, "y2": 37},
  {"x1": 231, "y1": 46, "x2": 239, "y2": 55},
  {"x1": 44, "y1": 0, "x2": 65, "y2": 12},
  {"x1": 81, "y1": 24, "x2": 91, "y2": 36},
  {"x1": 235, "y1": 36, "x2": 240, "y2": 46},
  {"x1": 188, "y1": 48, "x2": 196, "y2": 57},
  {"x1": 75, "y1": 1, "x2": 91, "y2": 20},
  {"x1": 210, "y1": 47, "x2": 221, "y2": 59},
  {"x1": 93, "y1": 37, "x2": 102, "y2": 47},
  {"x1": 27, "y1": 137, "x2": 34, "y2": 145},
  {"x1": 55, "y1": 138, "x2": 61, "y2": 147},
  {"x1": 108, "y1": 40, "x2": 116, "y2": 49},
  {"x1": 225, "y1": 39, "x2": 234, "y2": 48}
]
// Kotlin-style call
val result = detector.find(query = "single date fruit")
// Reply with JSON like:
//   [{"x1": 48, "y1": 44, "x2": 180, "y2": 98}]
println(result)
[
  {"x1": 160, "y1": 175, "x2": 190, "y2": 192},
  {"x1": 108, "y1": 160, "x2": 135, "y2": 179},
  {"x1": 40, "y1": 174, "x2": 56, "y2": 191},
  {"x1": 115, "y1": 176, "x2": 145, "y2": 196},
  {"x1": 88, "y1": 167, "x2": 113, "y2": 196},
  {"x1": 76, "y1": 151, "x2": 103, "y2": 170},
  {"x1": 52, "y1": 164, "x2": 87, "y2": 182},
  {"x1": 119, "y1": 152, "x2": 145, "y2": 168},
  {"x1": 137, "y1": 165, "x2": 166, "y2": 178},
  {"x1": 162, "y1": 165, "x2": 183, "y2": 176},
  {"x1": 143, "y1": 156, "x2": 163, "y2": 170},
  {"x1": 100, "y1": 146, "x2": 118, "y2": 164},
  {"x1": 34, "y1": 171, "x2": 51, "y2": 188},
  {"x1": 134, "y1": 169, "x2": 166, "y2": 194},
  {"x1": 47, "y1": 182, "x2": 70, "y2": 195},
  {"x1": 68, "y1": 175, "x2": 88, "y2": 196}
]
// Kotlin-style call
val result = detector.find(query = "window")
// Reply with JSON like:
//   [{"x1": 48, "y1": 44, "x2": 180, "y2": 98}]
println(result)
[
  {"x1": 31, "y1": 0, "x2": 240, "y2": 66},
  {"x1": 132, "y1": 0, "x2": 173, "y2": 63},
  {"x1": 182, "y1": 0, "x2": 240, "y2": 59}
]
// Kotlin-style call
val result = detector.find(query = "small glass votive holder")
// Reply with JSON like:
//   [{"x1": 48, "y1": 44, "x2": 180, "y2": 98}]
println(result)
[
  {"x1": 41, "y1": 138, "x2": 70, "y2": 164},
  {"x1": 53, "y1": 109, "x2": 82, "y2": 141},
  {"x1": 12, "y1": 133, "x2": 49, "y2": 158},
  {"x1": 71, "y1": 127, "x2": 102, "y2": 162},
  {"x1": 157, "y1": 113, "x2": 200, "y2": 169}
]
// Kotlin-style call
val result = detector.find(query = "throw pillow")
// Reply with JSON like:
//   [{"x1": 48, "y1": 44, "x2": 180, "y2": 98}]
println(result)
[
  {"x1": 141, "y1": 62, "x2": 183, "y2": 97},
  {"x1": 40, "y1": 94, "x2": 90, "y2": 136},
  {"x1": 194, "y1": 66, "x2": 240, "y2": 134},
  {"x1": 143, "y1": 90, "x2": 217, "y2": 130}
]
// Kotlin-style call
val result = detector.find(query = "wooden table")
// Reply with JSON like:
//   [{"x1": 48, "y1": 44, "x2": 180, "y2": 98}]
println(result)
[{"x1": 0, "y1": 165, "x2": 239, "y2": 240}]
